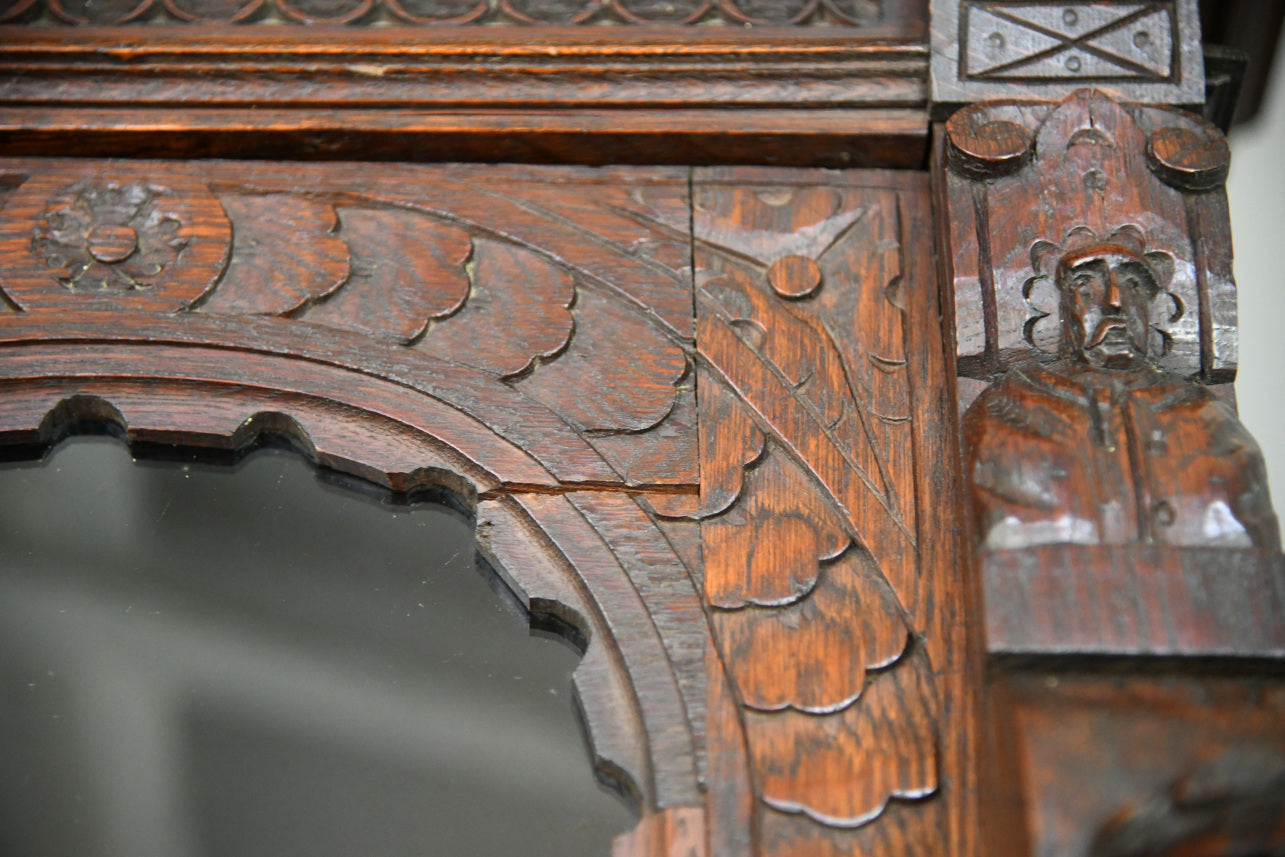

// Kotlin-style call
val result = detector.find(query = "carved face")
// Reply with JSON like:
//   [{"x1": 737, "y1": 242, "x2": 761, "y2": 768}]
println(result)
[{"x1": 1057, "y1": 244, "x2": 1160, "y2": 370}]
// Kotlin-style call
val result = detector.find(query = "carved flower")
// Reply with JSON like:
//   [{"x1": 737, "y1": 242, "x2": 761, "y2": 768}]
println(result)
[
  {"x1": 33, "y1": 181, "x2": 188, "y2": 294},
  {"x1": 1022, "y1": 225, "x2": 1182, "y2": 358}
]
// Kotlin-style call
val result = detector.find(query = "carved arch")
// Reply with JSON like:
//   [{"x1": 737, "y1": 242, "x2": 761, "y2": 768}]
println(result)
[{"x1": 0, "y1": 356, "x2": 712, "y2": 828}]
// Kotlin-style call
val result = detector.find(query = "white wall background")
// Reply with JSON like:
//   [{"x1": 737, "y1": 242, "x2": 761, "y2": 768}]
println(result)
[{"x1": 1227, "y1": 33, "x2": 1285, "y2": 504}]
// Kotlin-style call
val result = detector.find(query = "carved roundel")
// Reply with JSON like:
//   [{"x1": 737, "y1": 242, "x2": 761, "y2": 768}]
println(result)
[
  {"x1": 385, "y1": 0, "x2": 489, "y2": 22},
  {"x1": 0, "y1": 172, "x2": 231, "y2": 313}
]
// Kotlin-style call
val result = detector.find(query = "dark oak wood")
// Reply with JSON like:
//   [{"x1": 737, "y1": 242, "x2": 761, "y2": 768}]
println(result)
[
  {"x1": 994, "y1": 672, "x2": 1285, "y2": 857},
  {"x1": 0, "y1": 157, "x2": 986, "y2": 857},
  {"x1": 4, "y1": 0, "x2": 918, "y2": 25},
  {"x1": 1, "y1": 2, "x2": 1283, "y2": 855},
  {"x1": 0, "y1": 26, "x2": 928, "y2": 165},
  {"x1": 930, "y1": 0, "x2": 1205, "y2": 111},
  {"x1": 934, "y1": 84, "x2": 1285, "y2": 857},
  {"x1": 691, "y1": 168, "x2": 979, "y2": 857}
]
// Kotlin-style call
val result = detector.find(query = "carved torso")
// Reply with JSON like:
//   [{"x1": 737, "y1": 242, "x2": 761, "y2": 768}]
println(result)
[{"x1": 965, "y1": 361, "x2": 1279, "y2": 551}]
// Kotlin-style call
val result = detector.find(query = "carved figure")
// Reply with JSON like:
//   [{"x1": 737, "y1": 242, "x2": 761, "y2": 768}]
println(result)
[{"x1": 964, "y1": 239, "x2": 1279, "y2": 552}]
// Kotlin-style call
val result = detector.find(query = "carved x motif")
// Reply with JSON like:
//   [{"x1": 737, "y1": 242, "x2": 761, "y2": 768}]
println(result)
[{"x1": 963, "y1": 2, "x2": 1175, "y2": 81}]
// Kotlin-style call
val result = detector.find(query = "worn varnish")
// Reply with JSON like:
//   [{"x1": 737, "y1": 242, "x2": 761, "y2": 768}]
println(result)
[
  {"x1": 0, "y1": 159, "x2": 709, "y2": 836},
  {"x1": 4, "y1": 1, "x2": 1285, "y2": 852}
]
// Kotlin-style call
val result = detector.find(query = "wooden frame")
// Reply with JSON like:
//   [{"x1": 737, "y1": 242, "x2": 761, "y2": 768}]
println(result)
[{"x1": 0, "y1": 2, "x2": 1281, "y2": 855}]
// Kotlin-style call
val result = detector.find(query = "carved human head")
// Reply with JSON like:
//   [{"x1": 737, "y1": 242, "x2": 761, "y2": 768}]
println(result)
[{"x1": 1055, "y1": 242, "x2": 1163, "y2": 370}]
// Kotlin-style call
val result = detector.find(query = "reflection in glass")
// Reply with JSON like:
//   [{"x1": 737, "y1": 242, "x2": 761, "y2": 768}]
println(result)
[{"x1": 0, "y1": 437, "x2": 635, "y2": 857}]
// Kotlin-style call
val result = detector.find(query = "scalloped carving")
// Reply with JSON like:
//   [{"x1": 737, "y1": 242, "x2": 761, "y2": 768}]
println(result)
[
  {"x1": 695, "y1": 175, "x2": 941, "y2": 848},
  {"x1": 302, "y1": 208, "x2": 471, "y2": 344},
  {"x1": 201, "y1": 194, "x2": 350, "y2": 317},
  {"x1": 417, "y1": 237, "x2": 572, "y2": 377},
  {"x1": 7, "y1": 0, "x2": 885, "y2": 24}
]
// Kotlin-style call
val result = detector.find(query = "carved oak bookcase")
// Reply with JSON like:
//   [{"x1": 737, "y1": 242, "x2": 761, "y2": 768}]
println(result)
[{"x1": 0, "y1": 1, "x2": 1282, "y2": 855}]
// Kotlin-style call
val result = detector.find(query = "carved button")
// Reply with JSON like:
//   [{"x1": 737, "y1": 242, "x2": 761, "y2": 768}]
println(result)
[
  {"x1": 767, "y1": 255, "x2": 822, "y2": 300},
  {"x1": 86, "y1": 224, "x2": 139, "y2": 264},
  {"x1": 945, "y1": 109, "x2": 1033, "y2": 179},
  {"x1": 1147, "y1": 125, "x2": 1231, "y2": 191}
]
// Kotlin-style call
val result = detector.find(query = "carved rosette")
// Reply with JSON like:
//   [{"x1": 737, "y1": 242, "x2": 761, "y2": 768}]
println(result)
[{"x1": 0, "y1": 172, "x2": 231, "y2": 312}]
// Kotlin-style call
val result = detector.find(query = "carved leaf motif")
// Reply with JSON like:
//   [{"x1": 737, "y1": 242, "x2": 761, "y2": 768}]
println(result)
[
  {"x1": 760, "y1": 800, "x2": 946, "y2": 857},
  {"x1": 385, "y1": 0, "x2": 487, "y2": 21},
  {"x1": 695, "y1": 186, "x2": 865, "y2": 263},
  {"x1": 499, "y1": 0, "x2": 597, "y2": 23},
  {"x1": 417, "y1": 236, "x2": 572, "y2": 377},
  {"x1": 276, "y1": 0, "x2": 373, "y2": 22},
  {"x1": 703, "y1": 447, "x2": 849, "y2": 609},
  {"x1": 713, "y1": 544, "x2": 910, "y2": 713},
  {"x1": 163, "y1": 0, "x2": 262, "y2": 20},
  {"x1": 48, "y1": 0, "x2": 152, "y2": 23},
  {"x1": 517, "y1": 290, "x2": 688, "y2": 433},
  {"x1": 697, "y1": 186, "x2": 917, "y2": 610},
  {"x1": 699, "y1": 379, "x2": 766, "y2": 519},
  {"x1": 201, "y1": 194, "x2": 349, "y2": 317},
  {"x1": 303, "y1": 208, "x2": 471, "y2": 345},
  {"x1": 745, "y1": 647, "x2": 939, "y2": 828}
]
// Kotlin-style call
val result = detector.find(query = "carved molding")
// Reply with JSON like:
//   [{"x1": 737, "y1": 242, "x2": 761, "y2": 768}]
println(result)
[
  {"x1": 3, "y1": 0, "x2": 887, "y2": 25},
  {"x1": 0, "y1": 160, "x2": 711, "y2": 845}
]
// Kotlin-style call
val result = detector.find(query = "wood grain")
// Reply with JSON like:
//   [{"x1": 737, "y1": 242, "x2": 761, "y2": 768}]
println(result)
[
  {"x1": 0, "y1": 159, "x2": 717, "y2": 848},
  {"x1": 0, "y1": 28, "x2": 928, "y2": 166},
  {"x1": 942, "y1": 91, "x2": 1239, "y2": 383},
  {"x1": 693, "y1": 168, "x2": 977, "y2": 856},
  {"x1": 997, "y1": 672, "x2": 1285, "y2": 857},
  {"x1": 984, "y1": 546, "x2": 1285, "y2": 657},
  {"x1": 929, "y1": 0, "x2": 1205, "y2": 109}
]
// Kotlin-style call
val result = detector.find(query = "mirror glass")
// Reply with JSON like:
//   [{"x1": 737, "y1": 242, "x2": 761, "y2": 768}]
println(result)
[{"x1": 0, "y1": 436, "x2": 635, "y2": 857}]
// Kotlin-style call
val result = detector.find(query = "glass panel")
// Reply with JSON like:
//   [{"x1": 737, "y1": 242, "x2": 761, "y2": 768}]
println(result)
[{"x1": 0, "y1": 436, "x2": 634, "y2": 857}]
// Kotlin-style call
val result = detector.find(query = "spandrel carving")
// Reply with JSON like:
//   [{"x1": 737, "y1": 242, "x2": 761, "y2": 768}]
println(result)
[{"x1": 964, "y1": 237, "x2": 1279, "y2": 552}]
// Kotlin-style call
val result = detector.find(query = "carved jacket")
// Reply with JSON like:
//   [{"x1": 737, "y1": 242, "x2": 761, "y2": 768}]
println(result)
[{"x1": 964, "y1": 362, "x2": 1280, "y2": 552}]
